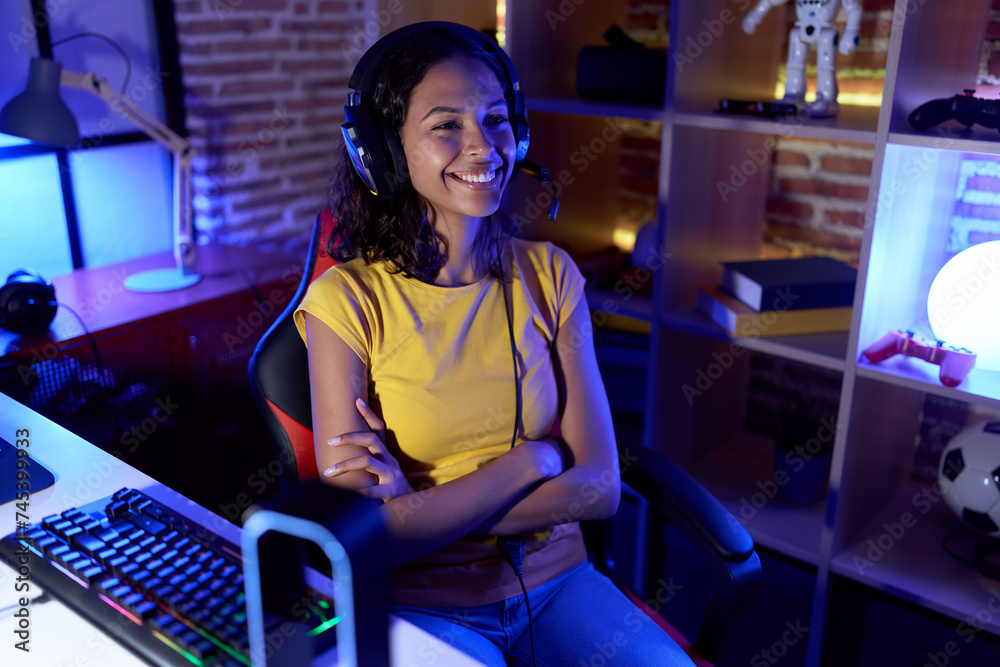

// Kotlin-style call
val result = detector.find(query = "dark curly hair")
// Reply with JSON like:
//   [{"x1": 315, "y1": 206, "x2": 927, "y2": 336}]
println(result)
[{"x1": 328, "y1": 27, "x2": 517, "y2": 283}]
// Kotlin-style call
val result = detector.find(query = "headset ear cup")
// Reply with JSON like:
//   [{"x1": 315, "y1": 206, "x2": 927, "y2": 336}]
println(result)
[
  {"x1": 512, "y1": 90, "x2": 529, "y2": 167},
  {"x1": 0, "y1": 271, "x2": 57, "y2": 336},
  {"x1": 343, "y1": 103, "x2": 393, "y2": 197},
  {"x1": 380, "y1": 123, "x2": 408, "y2": 193}
]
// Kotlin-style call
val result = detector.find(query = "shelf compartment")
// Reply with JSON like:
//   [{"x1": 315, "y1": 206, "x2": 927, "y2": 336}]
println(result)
[
  {"x1": 831, "y1": 479, "x2": 1000, "y2": 638},
  {"x1": 662, "y1": 307, "x2": 848, "y2": 372},
  {"x1": 888, "y1": 128, "x2": 1000, "y2": 156},
  {"x1": 587, "y1": 288, "x2": 654, "y2": 325},
  {"x1": 686, "y1": 431, "x2": 827, "y2": 565},
  {"x1": 674, "y1": 105, "x2": 879, "y2": 145},
  {"x1": 856, "y1": 359, "x2": 1000, "y2": 410},
  {"x1": 528, "y1": 95, "x2": 664, "y2": 122}
]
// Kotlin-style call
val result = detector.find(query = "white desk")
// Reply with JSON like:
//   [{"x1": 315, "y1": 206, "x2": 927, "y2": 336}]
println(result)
[{"x1": 0, "y1": 393, "x2": 482, "y2": 666}]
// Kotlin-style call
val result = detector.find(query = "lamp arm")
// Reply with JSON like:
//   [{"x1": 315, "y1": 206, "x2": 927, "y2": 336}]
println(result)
[{"x1": 60, "y1": 69, "x2": 197, "y2": 275}]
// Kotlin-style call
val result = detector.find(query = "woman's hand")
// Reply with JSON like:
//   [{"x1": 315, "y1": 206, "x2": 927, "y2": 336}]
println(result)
[
  {"x1": 519, "y1": 437, "x2": 566, "y2": 481},
  {"x1": 322, "y1": 398, "x2": 415, "y2": 501}
]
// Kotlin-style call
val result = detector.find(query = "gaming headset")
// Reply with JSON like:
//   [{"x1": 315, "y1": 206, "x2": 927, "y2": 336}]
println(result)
[
  {"x1": 0, "y1": 270, "x2": 58, "y2": 336},
  {"x1": 341, "y1": 21, "x2": 530, "y2": 198}
]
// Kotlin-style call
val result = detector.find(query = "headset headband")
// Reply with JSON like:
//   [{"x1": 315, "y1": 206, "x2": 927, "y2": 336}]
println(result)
[{"x1": 348, "y1": 21, "x2": 521, "y2": 97}]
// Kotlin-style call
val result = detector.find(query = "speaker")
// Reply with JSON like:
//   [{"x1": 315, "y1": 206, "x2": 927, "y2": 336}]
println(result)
[
  {"x1": 0, "y1": 270, "x2": 58, "y2": 336},
  {"x1": 341, "y1": 21, "x2": 529, "y2": 198}
]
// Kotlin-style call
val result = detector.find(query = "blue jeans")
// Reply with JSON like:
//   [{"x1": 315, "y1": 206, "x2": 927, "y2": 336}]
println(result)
[{"x1": 390, "y1": 561, "x2": 696, "y2": 666}]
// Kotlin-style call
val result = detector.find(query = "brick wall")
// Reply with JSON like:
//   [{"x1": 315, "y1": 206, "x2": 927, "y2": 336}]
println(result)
[
  {"x1": 173, "y1": 0, "x2": 371, "y2": 254},
  {"x1": 753, "y1": 1, "x2": 895, "y2": 264}
]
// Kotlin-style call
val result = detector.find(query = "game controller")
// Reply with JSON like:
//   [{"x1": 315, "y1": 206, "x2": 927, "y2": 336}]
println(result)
[
  {"x1": 718, "y1": 98, "x2": 799, "y2": 118},
  {"x1": 862, "y1": 329, "x2": 976, "y2": 387},
  {"x1": 908, "y1": 90, "x2": 1000, "y2": 132}
]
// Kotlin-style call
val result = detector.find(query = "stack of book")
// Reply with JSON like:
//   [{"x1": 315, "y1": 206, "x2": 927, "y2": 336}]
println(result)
[{"x1": 696, "y1": 256, "x2": 857, "y2": 338}]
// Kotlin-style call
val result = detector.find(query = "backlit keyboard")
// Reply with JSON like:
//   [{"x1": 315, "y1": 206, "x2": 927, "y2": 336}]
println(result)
[{"x1": 0, "y1": 487, "x2": 338, "y2": 666}]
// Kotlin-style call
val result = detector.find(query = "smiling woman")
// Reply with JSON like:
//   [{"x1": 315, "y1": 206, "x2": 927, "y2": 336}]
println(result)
[{"x1": 291, "y1": 22, "x2": 696, "y2": 667}]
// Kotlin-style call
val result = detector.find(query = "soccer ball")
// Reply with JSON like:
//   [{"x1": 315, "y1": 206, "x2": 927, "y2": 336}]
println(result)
[{"x1": 939, "y1": 420, "x2": 1000, "y2": 536}]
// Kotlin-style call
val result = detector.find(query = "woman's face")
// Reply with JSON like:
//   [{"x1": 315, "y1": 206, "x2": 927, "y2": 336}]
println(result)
[{"x1": 399, "y1": 56, "x2": 516, "y2": 226}]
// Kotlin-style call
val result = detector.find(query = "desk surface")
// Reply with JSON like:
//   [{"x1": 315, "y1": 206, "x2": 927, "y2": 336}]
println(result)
[
  {"x1": 0, "y1": 244, "x2": 302, "y2": 358},
  {"x1": 0, "y1": 393, "x2": 482, "y2": 666}
]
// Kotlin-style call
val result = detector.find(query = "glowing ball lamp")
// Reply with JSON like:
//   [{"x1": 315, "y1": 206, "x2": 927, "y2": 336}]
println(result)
[{"x1": 927, "y1": 240, "x2": 1000, "y2": 371}]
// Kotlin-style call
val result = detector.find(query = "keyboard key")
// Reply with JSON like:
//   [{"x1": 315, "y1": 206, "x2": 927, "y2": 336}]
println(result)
[
  {"x1": 188, "y1": 638, "x2": 219, "y2": 661},
  {"x1": 109, "y1": 584, "x2": 132, "y2": 599},
  {"x1": 132, "y1": 600, "x2": 158, "y2": 621},
  {"x1": 128, "y1": 514, "x2": 167, "y2": 536},
  {"x1": 92, "y1": 526, "x2": 120, "y2": 542},
  {"x1": 78, "y1": 518, "x2": 102, "y2": 532},
  {"x1": 95, "y1": 547, "x2": 118, "y2": 564},
  {"x1": 119, "y1": 563, "x2": 140, "y2": 576},
  {"x1": 71, "y1": 533, "x2": 106, "y2": 557},
  {"x1": 35, "y1": 535, "x2": 59, "y2": 551},
  {"x1": 57, "y1": 550, "x2": 84, "y2": 567},
  {"x1": 62, "y1": 525, "x2": 83, "y2": 540},
  {"x1": 104, "y1": 500, "x2": 128, "y2": 518},
  {"x1": 96, "y1": 577, "x2": 121, "y2": 591},
  {"x1": 80, "y1": 565, "x2": 106, "y2": 584}
]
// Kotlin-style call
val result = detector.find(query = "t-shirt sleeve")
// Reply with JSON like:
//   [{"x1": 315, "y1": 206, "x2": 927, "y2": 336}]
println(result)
[
  {"x1": 293, "y1": 267, "x2": 371, "y2": 365},
  {"x1": 548, "y1": 243, "x2": 586, "y2": 329}
]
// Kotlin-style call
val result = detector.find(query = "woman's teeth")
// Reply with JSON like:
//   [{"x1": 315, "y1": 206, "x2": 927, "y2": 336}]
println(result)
[{"x1": 454, "y1": 169, "x2": 497, "y2": 183}]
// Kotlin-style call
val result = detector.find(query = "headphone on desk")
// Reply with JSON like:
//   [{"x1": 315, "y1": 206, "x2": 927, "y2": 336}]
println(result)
[
  {"x1": 0, "y1": 270, "x2": 58, "y2": 336},
  {"x1": 341, "y1": 21, "x2": 530, "y2": 198}
]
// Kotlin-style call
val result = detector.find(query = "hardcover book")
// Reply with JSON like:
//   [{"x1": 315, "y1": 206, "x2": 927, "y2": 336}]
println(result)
[
  {"x1": 721, "y1": 256, "x2": 857, "y2": 311},
  {"x1": 697, "y1": 284, "x2": 852, "y2": 337}
]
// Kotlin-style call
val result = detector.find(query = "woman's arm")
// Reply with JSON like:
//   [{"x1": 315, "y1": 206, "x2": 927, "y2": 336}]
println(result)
[
  {"x1": 305, "y1": 312, "x2": 563, "y2": 565},
  {"x1": 472, "y1": 296, "x2": 621, "y2": 535}
]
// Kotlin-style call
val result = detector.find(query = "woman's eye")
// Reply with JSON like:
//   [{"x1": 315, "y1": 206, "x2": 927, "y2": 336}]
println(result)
[
  {"x1": 433, "y1": 121, "x2": 459, "y2": 130},
  {"x1": 486, "y1": 114, "x2": 509, "y2": 127}
]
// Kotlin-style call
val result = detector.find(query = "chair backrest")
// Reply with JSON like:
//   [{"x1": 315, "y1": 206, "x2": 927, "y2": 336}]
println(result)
[{"x1": 249, "y1": 210, "x2": 338, "y2": 491}]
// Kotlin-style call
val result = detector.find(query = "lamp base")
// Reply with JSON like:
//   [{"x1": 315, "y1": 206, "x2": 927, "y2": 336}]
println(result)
[{"x1": 124, "y1": 268, "x2": 201, "y2": 293}]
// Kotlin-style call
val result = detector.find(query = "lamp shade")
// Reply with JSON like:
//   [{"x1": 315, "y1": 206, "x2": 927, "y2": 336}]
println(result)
[{"x1": 0, "y1": 57, "x2": 79, "y2": 146}]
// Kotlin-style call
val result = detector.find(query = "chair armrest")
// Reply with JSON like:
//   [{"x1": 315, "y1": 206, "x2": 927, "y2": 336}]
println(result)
[
  {"x1": 616, "y1": 444, "x2": 761, "y2": 663},
  {"x1": 619, "y1": 444, "x2": 754, "y2": 562}
]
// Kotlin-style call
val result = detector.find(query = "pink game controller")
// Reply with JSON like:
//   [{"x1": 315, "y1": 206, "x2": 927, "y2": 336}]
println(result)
[{"x1": 862, "y1": 329, "x2": 976, "y2": 387}]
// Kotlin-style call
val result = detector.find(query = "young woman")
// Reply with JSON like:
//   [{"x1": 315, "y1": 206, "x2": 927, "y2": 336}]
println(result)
[{"x1": 294, "y1": 23, "x2": 694, "y2": 666}]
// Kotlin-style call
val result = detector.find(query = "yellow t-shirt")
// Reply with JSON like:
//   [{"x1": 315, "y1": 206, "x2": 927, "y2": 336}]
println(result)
[{"x1": 294, "y1": 237, "x2": 588, "y2": 606}]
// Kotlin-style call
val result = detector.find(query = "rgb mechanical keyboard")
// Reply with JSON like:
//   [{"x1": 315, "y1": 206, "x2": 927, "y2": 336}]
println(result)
[{"x1": 0, "y1": 487, "x2": 338, "y2": 666}]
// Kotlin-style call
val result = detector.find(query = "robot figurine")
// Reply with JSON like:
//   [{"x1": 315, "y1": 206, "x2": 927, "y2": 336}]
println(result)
[{"x1": 742, "y1": 0, "x2": 863, "y2": 118}]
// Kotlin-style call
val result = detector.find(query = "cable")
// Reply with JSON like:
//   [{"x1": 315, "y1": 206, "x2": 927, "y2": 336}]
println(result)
[
  {"x1": 500, "y1": 276, "x2": 536, "y2": 667},
  {"x1": 941, "y1": 531, "x2": 979, "y2": 568},
  {"x1": 58, "y1": 302, "x2": 106, "y2": 373},
  {"x1": 51, "y1": 32, "x2": 132, "y2": 93}
]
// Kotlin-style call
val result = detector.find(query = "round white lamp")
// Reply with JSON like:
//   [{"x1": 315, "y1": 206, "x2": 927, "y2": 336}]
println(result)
[{"x1": 927, "y1": 240, "x2": 1000, "y2": 371}]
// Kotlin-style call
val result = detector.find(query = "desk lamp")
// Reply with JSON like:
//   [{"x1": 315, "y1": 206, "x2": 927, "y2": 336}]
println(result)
[{"x1": 0, "y1": 57, "x2": 200, "y2": 292}]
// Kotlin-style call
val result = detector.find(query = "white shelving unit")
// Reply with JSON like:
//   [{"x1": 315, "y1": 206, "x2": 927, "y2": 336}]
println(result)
[{"x1": 507, "y1": 1, "x2": 1000, "y2": 664}]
